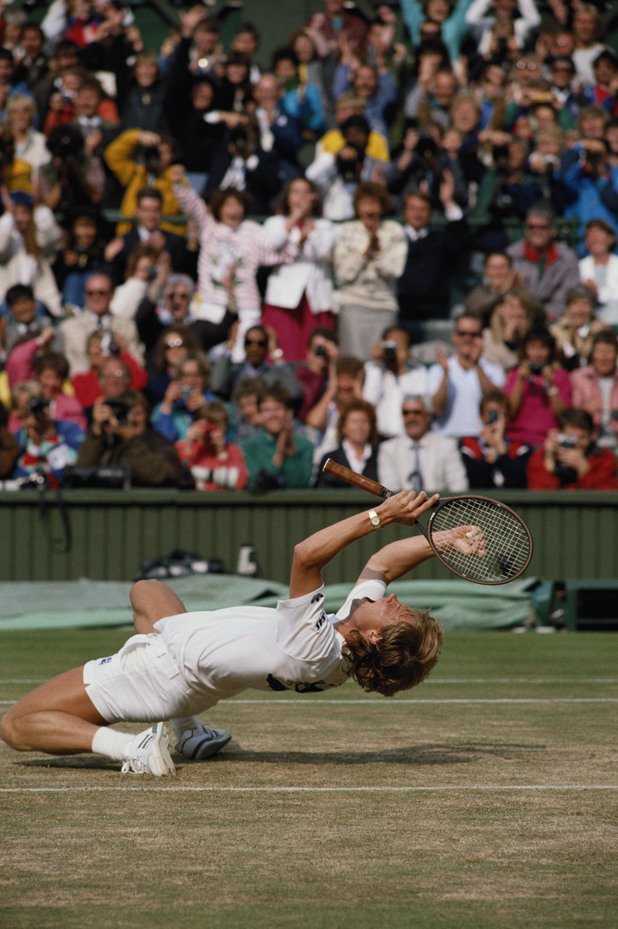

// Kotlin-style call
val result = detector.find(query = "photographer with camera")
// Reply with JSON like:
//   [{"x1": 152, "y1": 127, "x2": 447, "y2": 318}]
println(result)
[
  {"x1": 13, "y1": 393, "x2": 84, "y2": 489},
  {"x1": 561, "y1": 136, "x2": 618, "y2": 254},
  {"x1": 175, "y1": 401, "x2": 248, "y2": 492},
  {"x1": 151, "y1": 352, "x2": 218, "y2": 443},
  {"x1": 503, "y1": 327, "x2": 571, "y2": 448},
  {"x1": 59, "y1": 272, "x2": 143, "y2": 376},
  {"x1": 460, "y1": 389, "x2": 531, "y2": 489},
  {"x1": 104, "y1": 130, "x2": 184, "y2": 238},
  {"x1": 363, "y1": 325, "x2": 429, "y2": 438},
  {"x1": 40, "y1": 123, "x2": 105, "y2": 216},
  {"x1": 76, "y1": 389, "x2": 188, "y2": 488},
  {"x1": 527, "y1": 407, "x2": 618, "y2": 490}
]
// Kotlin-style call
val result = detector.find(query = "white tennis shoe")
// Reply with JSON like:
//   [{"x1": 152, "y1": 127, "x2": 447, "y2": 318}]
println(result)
[
  {"x1": 121, "y1": 723, "x2": 176, "y2": 777},
  {"x1": 176, "y1": 724, "x2": 232, "y2": 760}
]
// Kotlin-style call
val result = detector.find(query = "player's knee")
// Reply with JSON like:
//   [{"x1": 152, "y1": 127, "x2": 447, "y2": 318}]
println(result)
[{"x1": 0, "y1": 711, "x2": 23, "y2": 750}]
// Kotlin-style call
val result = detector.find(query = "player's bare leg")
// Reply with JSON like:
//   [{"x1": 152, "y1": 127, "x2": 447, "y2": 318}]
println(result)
[
  {"x1": 0, "y1": 666, "x2": 106, "y2": 754},
  {"x1": 130, "y1": 579, "x2": 187, "y2": 634}
]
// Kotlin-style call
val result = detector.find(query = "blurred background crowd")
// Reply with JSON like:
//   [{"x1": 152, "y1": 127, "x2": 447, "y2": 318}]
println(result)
[{"x1": 0, "y1": 0, "x2": 617, "y2": 494}]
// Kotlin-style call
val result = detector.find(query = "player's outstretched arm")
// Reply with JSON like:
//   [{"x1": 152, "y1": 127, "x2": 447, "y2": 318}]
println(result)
[{"x1": 289, "y1": 491, "x2": 438, "y2": 598}]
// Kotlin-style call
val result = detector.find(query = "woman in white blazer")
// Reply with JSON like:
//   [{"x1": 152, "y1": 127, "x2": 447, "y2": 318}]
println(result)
[
  {"x1": 262, "y1": 177, "x2": 336, "y2": 362},
  {"x1": 579, "y1": 219, "x2": 618, "y2": 326}
]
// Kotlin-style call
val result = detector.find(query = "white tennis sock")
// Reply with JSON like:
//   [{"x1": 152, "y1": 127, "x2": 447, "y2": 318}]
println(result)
[
  {"x1": 172, "y1": 716, "x2": 200, "y2": 740},
  {"x1": 91, "y1": 727, "x2": 134, "y2": 760}
]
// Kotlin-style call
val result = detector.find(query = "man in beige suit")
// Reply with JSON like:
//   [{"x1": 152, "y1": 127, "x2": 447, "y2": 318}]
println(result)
[
  {"x1": 59, "y1": 272, "x2": 144, "y2": 376},
  {"x1": 378, "y1": 394, "x2": 468, "y2": 493}
]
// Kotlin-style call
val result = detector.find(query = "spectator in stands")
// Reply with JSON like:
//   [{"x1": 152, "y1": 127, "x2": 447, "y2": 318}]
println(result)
[
  {"x1": 229, "y1": 22, "x2": 262, "y2": 84},
  {"x1": 333, "y1": 182, "x2": 407, "y2": 359},
  {"x1": 230, "y1": 377, "x2": 265, "y2": 444},
  {"x1": 378, "y1": 394, "x2": 469, "y2": 493},
  {"x1": 13, "y1": 393, "x2": 84, "y2": 488},
  {"x1": 251, "y1": 72, "x2": 304, "y2": 185},
  {"x1": 0, "y1": 399, "x2": 18, "y2": 479},
  {"x1": 550, "y1": 285, "x2": 609, "y2": 371},
  {"x1": 306, "y1": 1, "x2": 368, "y2": 58},
  {"x1": 105, "y1": 129, "x2": 183, "y2": 237},
  {"x1": 527, "y1": 407, "x2": 617, "y2": 490},
  {"x1": 171, "y1": 169, "x2": 291, "y2": 359},
  {"x1": 32, "y1": 352, "x2": 86, "y2": 432},
  {"x1": 460, "y1": 389, "x2": 531, "y2": 488},
  {"x1": 332, "y1": 58, "x2": 397, "y2": 139},
  {"x1": 59, "y1": 272, "x2": 143, "y2": 375},
  {"x1": 11, "y1": 23, "x2": 49, "y2": 120},
  {"x1": 104, "y1": 186, "x2": 190, "y2": 283},
  {"x1": 400, "y1": 0, "x2": 474, "y2": 66},
  {"x1": 261, "y1": 177, "x2": 335, "y2": 362},
  {"x1": 305, "y1": 354, "x2": 365, "y2": 467},
  {"x1": 53, "y1": 208, "x2": 107, "y2": 311},
  {"x1": 1, "y1": 283, "x2": 58, "y2": 362},
  {"x1": 0, "y1": 191, "x2": 64, "y2": 319},
  {"x1": 143, "y1": 324, "x2": 202, "y2": 407},
  {"x1": 306, "y1": 114, "x2": 386, "y2": 220},
  {"x1": 503, "y1": 327, "x2": 572, "y2": 448},
  {"x1": 41, "y1": 122, "x2": 106, "y2": 216},
  {"x1": 271, "y1": 45, "x2": 326, "y2": 139},
  {"x1": 482, "y1": 290, "x2": 537, "y2": 372},
  {"x1": 571, "y1": 331, "x2": 618, "y2": 453},
  {"x1": 363, "y1": 324, "x2": 430, "y2": 438},
  {"x1": 71, "y1": 329, "x2": 147, "y2": 415},
  {"x1": 396, "y1": 179, "x2": 468, "y2": 336},
  {"x1": 561, "y1": 136, "x2": 618, "y2": 254},
  {"x1": 579, "y1": 219, "x2": 618, "y2": 327},
  {"x1": 465, "y1": 251, "x2": 528, "y2": 325},
  {"x1": 121, "y1": 51, "x2": 168, "y2": 133},
  {"x1": 175, "y1": 401, "x2": 248, "y2": 492},
  {"x1": 152, "y1": 351, "x2": 217, "y2": 443},
  {"x1": 77, "y1": 389, "x2": 188, "y2": 488},
  {"x1": 210, "y1": 324, "x2": 301, "y2": 405},
  {"x1": 242, "y1": 384, "x2": 314, "y2": 490},
  {"x1": 507, "y1": 203, "x2": 580, "y2": 322},
  {"x1": 428, "y1": 313, "x2": 506, "y2": 438},
  {"x1": 81, "y1": 0, "x2": 141, "y2": 109},
  {"x1": 5, "y1": 94, "x2": 50, "y2": 173},
  {"x1": 571, "y1": 4, "x2": 609, "y2": 85},
  {"x1": 315, "y1": 398, "x2": 379, "y2": 488},
  {"x1": 293, "y1": 326, "x2": 340, "y2": 422}
]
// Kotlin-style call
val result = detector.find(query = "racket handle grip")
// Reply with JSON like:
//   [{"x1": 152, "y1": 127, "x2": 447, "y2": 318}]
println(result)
[{"x1": 322, "y1": 458, "x2": 393, "y2": 498}]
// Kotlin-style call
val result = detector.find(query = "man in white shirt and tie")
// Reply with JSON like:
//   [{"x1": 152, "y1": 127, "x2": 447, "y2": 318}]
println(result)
[{"x1": 378, "y1": 394, "x2": 468, "y2": 493}]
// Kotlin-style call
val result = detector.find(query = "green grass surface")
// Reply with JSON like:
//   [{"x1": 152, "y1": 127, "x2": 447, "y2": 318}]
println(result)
[{"x1": 1, "y1": 629, "x2": 616, "y2": 929}]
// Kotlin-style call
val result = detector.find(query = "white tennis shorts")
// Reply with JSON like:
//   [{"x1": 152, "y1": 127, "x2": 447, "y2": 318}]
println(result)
[{"x1": 83, "y1": 633, "x2": 195, "y2": 724}]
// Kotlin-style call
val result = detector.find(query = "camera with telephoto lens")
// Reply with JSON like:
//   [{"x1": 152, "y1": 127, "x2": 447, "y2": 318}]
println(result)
[
  {"x1": 558, "y1": 434, "x2": 577, "y2": 449},
  {"x1": 382, "y1": 340, "x2": 398, "y2": 370},
  {"x1": 141, "y1": 144, "x2": 161, "y2": 173},
  {"x1": 487, "y1": 409, "x2": 499, "y2": 424},
  {"x1": 529, "y1": 362, "x2": 544, "y2": 375},
  {"x1": 314, "y1": 345, "x2": 329, "y2": 360}
]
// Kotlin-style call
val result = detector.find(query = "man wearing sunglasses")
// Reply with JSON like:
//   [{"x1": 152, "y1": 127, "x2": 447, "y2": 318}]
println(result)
[
  {"x1": 60, "y1": 272, "x2": 143, "y2": 376},
  {"x1": 506, "y1": 204, "x2": 580, "y2": 321},
  {"x1": 428, "y1": 314, "x2": 505, "y2": 439},
  {"x1": 211, "y1": 324, "x2": 302, "y2": 405}
]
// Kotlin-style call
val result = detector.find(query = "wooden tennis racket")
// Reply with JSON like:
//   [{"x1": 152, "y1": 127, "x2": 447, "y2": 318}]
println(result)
[{"x1": 322, "y1": 458, "x2": 533, "y2": 586}]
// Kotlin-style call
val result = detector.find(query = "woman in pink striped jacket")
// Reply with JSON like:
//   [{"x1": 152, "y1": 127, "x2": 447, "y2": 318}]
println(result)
[{"x1": 172, "y1": 168, "x2": 291, "y2": 360}]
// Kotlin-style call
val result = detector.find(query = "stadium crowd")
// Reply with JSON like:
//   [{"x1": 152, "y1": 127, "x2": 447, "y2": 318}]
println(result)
[{"x1": 0, "y1": 0, "x2": 617, "y2": 494}]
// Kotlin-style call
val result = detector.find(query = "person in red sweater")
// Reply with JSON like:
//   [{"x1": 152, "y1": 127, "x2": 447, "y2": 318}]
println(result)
[
  {"x1": 527, "y1": 408, "x2": 618, "y2": 490},
  {"x1": 71, "y1": 330, "x2": 147, "y2": 414},
  {"x1": 175, "y1": 401, "x2": 248, "y2": 492}
]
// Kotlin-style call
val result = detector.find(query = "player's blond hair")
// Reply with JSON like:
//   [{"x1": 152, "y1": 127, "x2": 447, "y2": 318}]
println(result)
[{"x1": 342, "y1": 608, "x2": 443, "y2": 697}]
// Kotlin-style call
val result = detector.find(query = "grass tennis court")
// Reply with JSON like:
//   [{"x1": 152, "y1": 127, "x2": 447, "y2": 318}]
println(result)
[{"x1": 1, "y1": 627, "x2": 616, "y2": 929}]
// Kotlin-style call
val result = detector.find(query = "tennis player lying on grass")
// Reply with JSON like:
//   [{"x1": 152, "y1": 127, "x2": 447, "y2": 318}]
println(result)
[{"x1": 0, "y1": 491, "x2": 482, "y2": 777}]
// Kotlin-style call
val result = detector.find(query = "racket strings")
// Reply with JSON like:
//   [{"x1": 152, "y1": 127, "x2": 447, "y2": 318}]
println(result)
[{"x1": 429, "y1": 498, "x2": 531, "y2": 582}]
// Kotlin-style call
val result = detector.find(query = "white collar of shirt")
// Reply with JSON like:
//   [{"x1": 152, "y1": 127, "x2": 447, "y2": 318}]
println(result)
[
  {"x1": 342, "y1": 440, "x2": 372, "y2": 472},
  {"x1": 404, "y1": 225, "x2": 429, "y2": 242}
]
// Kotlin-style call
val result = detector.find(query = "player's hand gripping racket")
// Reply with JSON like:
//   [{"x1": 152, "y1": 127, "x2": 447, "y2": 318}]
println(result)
[{"x1": 322, "y1": 459, "x2": 533, "y2": 586}]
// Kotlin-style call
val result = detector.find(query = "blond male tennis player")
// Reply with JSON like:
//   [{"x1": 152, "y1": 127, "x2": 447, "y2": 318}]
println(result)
[{"x1": 0, "y1": 491, "x2": 481, "y2": 776}]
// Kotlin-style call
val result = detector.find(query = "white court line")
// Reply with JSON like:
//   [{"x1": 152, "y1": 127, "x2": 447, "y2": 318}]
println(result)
[
  {"x1": 0, "y1": 784, "x2": 616, "y2": 795},
  {"x1": 1, "y1": 697, "x2": 617, "y2": 707},
  {"x1": 1, "y1": 677, "x2": 617, "y2": 685}
]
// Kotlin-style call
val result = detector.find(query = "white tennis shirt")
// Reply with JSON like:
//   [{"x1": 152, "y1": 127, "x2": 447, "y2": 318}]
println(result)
[{"x1": 154, "y1": 578, "x2": 387, "y2": 702}]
